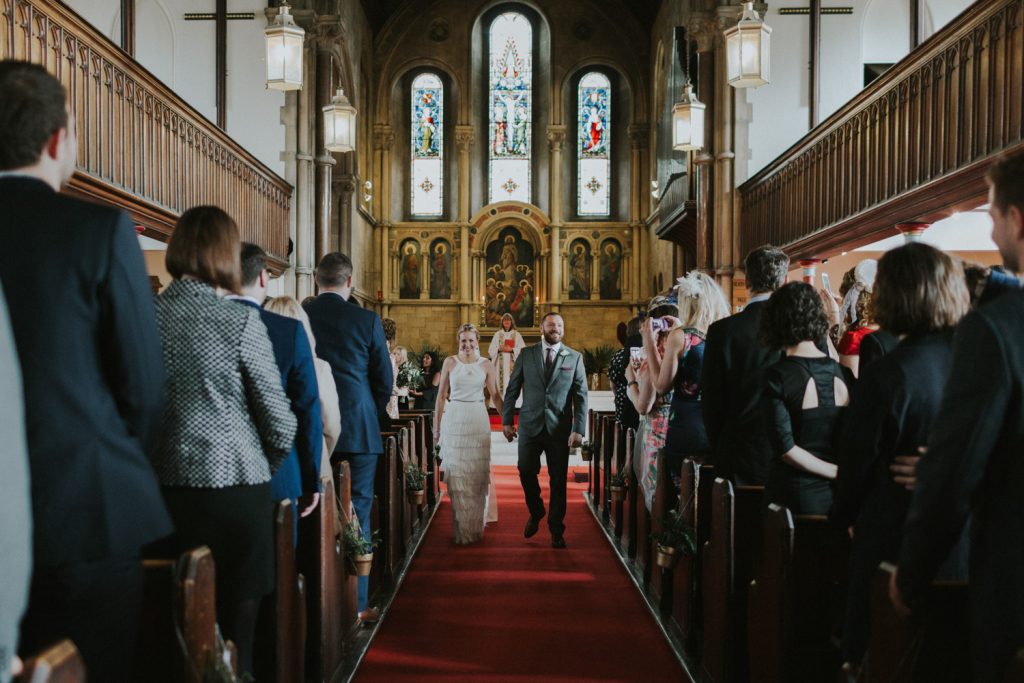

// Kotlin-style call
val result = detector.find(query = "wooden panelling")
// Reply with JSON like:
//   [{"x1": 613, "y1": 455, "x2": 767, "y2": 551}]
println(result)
[
  {"x1": 738, "y1": 0, "x2": 1023, "y2": 259},
  {"x1": 1, "y1": 0, "x2": 292, "y2": 270}
]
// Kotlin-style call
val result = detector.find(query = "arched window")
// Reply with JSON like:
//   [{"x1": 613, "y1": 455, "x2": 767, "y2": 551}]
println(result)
[
  {"x1": 577, "y1": 72, "x2": 611, "y2": 216},
  {"x1": 488, "y1": 12, "x2": 532, "y2": 204},
  {"x1": 411, "y1": 73, "x2": 443, "y2": 216}
]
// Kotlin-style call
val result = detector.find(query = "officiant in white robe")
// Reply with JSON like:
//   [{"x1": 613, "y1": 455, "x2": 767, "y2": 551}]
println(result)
[{"x1": 488, "y1": 313, "x2": 525, "y2": 405}]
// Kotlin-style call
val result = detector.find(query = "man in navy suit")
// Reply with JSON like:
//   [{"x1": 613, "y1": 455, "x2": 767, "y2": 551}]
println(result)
[
  {"x1": 305, "y1": 252, "x2": 393, "y2": 622},
  {"x1": 231, "y1": 243, "x2": 322, "y2": 519},
  {"x1": 0, "y1": 60, "x2": 171, "y2": 679}
]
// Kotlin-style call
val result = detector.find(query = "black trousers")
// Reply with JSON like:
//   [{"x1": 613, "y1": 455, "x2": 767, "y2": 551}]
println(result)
[
  {"x1": 19, "y1": 556, "x2": 143, "y2": 682},
  {"x1": 518, "y1": 430, "x2": 570, "y2": 536}
]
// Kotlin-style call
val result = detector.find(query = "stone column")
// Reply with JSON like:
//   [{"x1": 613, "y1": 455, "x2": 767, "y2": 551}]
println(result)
[
  {"x1": 334, "y1": 172, "x2": 356, "y2": 254},
  {"x1": 628, "y1": 124, "x2": 648, "y2": 303},
  {"x1": 373, "y1": 125, "x2": 394, "y2": 307},
  {"x1": 313, "y1": 40, "x2": 337, "y2": 264},
  {"x1": 547, "y1": 126, "x2": 566, "y2": 310},
  {"x1": 713, "y1": 7, "x2": 743, "y2": 299},
  {"x1": 456, "y1": 125, "x2": 475, "y2": 322}
]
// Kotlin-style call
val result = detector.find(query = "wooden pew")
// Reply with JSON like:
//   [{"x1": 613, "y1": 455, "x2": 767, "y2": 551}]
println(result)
[
  {"x1": 1007, "y1": 649, "x2": 1024, "y2": 683},
  {"x1": 609, "y1": 421, "x2": 625, "y2": 539},
  {"x1": 864, "y1": 563, "x2": 969, "y2": 682},
  {"x1": 399, "y1": 411, "x2": 432, "y2": 517},
  {"x1": 135, "y1": 546, "x2": 233, "y2": 683},
  {"x1": 747, "y1": 504, "x2": 847, "y2": 683},
  {"x1": 400, "y1": 409, "x2": 439, "y2": 506},
  {"x1": 701, "y1": 479, "x2": 765, "y2": 683},
  {"x1": 255, "y1": 500, "x2": 306, "y2": 683},
  {"x1": 587, "y1": 410, "x2": 600, "y2": 508},
  {"x1": 17, "y1": 640, "x2": 85, "y2": 683},
  {"x1": 299, "y1": 468, "x2": 355, "y2": 681},
  {"x1": 671, "y1": 458, "x2": 714, "y2": 652},
  {"x1": 601, "y1": 415, "x2": 617, "y2": 524},
  {"x1": 619, "y1": 427, "x2": 636, "y2": 557},
  {"x1": 648, "y1": 450, "x2": 678, "y2": 614},
  {"x1": 373, "y1": 431, "x2": 405, "y2": 595}
]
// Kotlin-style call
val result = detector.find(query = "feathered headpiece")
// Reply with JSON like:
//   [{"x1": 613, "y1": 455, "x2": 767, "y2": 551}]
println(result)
[{"x1": 674, "y1": 271, "x2": 704, "y2": 301}]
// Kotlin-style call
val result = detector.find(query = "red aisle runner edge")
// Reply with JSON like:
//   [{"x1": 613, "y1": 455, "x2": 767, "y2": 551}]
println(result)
[{"x1": 356, "y1": 465, "x2": 685, "y2": 682}]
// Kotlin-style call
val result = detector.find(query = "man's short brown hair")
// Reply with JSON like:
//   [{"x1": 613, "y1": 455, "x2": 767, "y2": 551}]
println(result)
[
  {"x1": 166, "y1": 206, "x2": 241, "y2": 292},
  {"x1": 0, "y1": 61, "x2": 67, "y2": 170},
  {"x1": 986, "y1": 153, "x2": 1024, "y2": 215},
  {"x1": 316, "y1": 252, "x2": 354, "y2": 288},
  {"x1": 872, "y1": 243, "x2": 968, "y2": 336}
]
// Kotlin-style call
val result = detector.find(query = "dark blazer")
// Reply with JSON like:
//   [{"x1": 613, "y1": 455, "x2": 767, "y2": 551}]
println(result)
[
  {"x1": 0, "y1": 176, "x2": 172, "y2": 566},
  {"x1": 897, "y1": 291, "x2": 1024, "y2": 681},
  {"x1": 304, "y1": 292, "x2": 393, "y2": 454},
  {"x1": 700, "y1": 299, "x2": 783, "y2": 484},
  {"x1": 857, "y1": 329, "x2": 899, "y2": 373},
  {"x1": 232, "y1": 298, "x2": 322, "y2": 502}
]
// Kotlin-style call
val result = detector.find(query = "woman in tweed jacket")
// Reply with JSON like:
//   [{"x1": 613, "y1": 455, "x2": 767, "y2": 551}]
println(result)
[{"x1": 153, "y1": 206, "x2": 296, "y2": 676}]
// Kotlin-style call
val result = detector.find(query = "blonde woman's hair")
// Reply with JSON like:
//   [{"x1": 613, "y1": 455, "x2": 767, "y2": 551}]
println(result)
[
  {"x1": 393, "y1": 346, "x2": 409, "y2": 364},
  {"x1": 264, "y1": 296, "x2": 317, "y2": 354},
  {"x1": 457, "y1": 323, "x2": 480, "y2": 342},
  {"x1": 674, "y1": 271, "x2": 731, "y2": 332}
]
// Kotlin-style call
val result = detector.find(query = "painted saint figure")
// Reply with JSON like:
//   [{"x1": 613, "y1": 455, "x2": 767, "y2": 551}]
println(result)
[
  {"x1": 569, "y1": 242, "x2": 591, "y2": 300},
  {"x1": 400, "y1": 242, "x2": 420, "y2": 298},
  {"x1": 600, "y1": 241, "x2": 622, "y2": 299},
  {"x1": 430, "y1": 242, "x2": 452, "y2": 299}
]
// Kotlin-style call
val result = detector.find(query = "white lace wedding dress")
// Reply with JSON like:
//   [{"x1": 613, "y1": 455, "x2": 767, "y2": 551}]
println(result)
[{"x1": 440, "y1": 357, "x2": 492, "y2": 544}]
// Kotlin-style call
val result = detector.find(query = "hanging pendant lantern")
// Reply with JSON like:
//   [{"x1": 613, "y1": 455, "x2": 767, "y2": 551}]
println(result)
[
  {"x1": 725, "y1": 2, "x2": 772, "y2": 89},
  {"x1": 323, "y1": 87, "x2": 358, "y2": 153},
  {"x1": 265, "y1": 4, "x2": 305, "y2": 91},
  {"x1": 672, "y1": 82, "x2": 705, "y2": 152}
]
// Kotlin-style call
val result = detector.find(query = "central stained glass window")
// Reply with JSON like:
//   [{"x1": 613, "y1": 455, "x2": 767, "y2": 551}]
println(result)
[
  {"x1": 488, "y1": 12, "x2": 532, "y2": 204},
  {"x1": 411, "y1": 73, "x2": 443, "y2": 216},
  {"x1": 577, "y1": 72, "x2": 611, "y2": 216}
]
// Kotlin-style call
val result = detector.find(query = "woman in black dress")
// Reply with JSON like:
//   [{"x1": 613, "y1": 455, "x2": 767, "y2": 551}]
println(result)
[
  {"x1": 413, "y1": 351, "x2": 441, "y2": 410},
  {"x1": 832, "y1": 243, "x2": 970, "y2": 671},
  {"x1": 759, "y1": 282, "x2": 850, "y2": 515}
]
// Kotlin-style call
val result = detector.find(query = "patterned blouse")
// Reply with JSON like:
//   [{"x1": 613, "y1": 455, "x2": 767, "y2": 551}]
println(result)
[{"x1": 154, "y1": 279, "x2": 296, "y2": 487}]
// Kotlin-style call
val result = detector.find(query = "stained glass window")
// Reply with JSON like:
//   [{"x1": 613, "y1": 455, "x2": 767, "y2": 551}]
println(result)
[
  {"x1": 577, "y1": 72, "x2": 611, "y2": 216},
  {"x1": 488, "y1": 12, "x2": 532, "y2": 204},
  {"x1": 411, "y1": 73, "x2": 443, "y2": 216}
]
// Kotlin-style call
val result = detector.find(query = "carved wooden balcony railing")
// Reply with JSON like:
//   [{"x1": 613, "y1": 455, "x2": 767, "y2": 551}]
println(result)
[
  {"x1": 1, "y1": 0, "x2": 292, "y2": 269},
  {"x1": 738, "y1": 0, "x2": 1022, "y2": 260}
]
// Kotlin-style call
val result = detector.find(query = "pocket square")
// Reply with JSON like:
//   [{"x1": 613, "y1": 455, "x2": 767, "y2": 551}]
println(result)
[{"x1": 559, "y1": 367, "x2": 571, "y2": 372}]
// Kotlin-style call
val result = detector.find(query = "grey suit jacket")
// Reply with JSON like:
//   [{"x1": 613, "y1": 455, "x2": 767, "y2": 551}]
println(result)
[
  {"x1": 502, "y1": 343, "x2": 588, "y2": 439},
  {"x1": 0, "y1": 285, "x2": 29, "y2": 683}
]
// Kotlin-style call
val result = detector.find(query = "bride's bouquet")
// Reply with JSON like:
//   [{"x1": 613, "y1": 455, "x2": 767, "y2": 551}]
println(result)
[{"x1": 396, "y1": 361, "x2": 424, "y2": 391}]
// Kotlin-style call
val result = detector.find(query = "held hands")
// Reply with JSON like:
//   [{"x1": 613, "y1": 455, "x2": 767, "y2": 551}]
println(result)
[
  {"x1": 503, "y1": 424, "x2": 517, "y2": 442},
  {"x1": 568, "y1": 431, "x2": 584, "y2": 449}
]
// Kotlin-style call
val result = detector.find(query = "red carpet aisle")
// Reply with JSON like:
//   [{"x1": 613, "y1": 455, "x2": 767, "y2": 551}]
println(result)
[{"x1": 356, "y1": 466, "x2": 685, "y2": 682}]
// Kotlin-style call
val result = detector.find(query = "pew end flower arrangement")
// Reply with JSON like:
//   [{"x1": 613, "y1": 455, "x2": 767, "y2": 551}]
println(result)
[
  {"x1": 609, "y1": 469, "x2": 629, "y2": 502},
  {"x1": 652, "y1": 507, "x2": 696, "y2": 569},
  {"x1": 405, "y1": 460, "x2": 427, "y2": 506},
  {"x1": 577, "y1": 440, "x2": 594, "y2": 462},
  {"x1": 343, "y1": 519, "x2": 379, "y2": 577}
]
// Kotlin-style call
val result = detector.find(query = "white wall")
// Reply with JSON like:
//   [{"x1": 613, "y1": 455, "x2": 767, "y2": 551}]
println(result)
[
  {"x1": 737, "y1": 0, "x2": 974, "y2": 183},
  {"x1": 62, "y1": 0, "x2": 285, "y2": 176}
]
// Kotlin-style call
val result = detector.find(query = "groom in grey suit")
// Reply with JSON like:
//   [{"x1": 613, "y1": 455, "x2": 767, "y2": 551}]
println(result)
[{"x1": 502, "y1": 313, "x2": 588, "y2": 548}]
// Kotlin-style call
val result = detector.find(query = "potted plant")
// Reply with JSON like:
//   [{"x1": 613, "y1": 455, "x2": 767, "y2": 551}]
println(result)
[
  {"x1": 609, "y1": 469, "x2": 629, "y2": 502},
  {"x1": 343, "y1": 519, "x2": 377, "y2": 577},
  {"x1": 583, "y1": 345, "x2": 619, "y2": 390},
  {"x1": 578, "y1": 440, "x2": 594, "y2": 462},
  {"x1": 652, "y1": 507, "x2": 696, "y2": 569},
  {"x1": 405, "y1": 460, "x2": 426, "y2": 506}
]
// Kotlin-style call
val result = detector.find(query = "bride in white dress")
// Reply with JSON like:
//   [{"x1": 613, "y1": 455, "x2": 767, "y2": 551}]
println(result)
[{"x1": 433, "y1": 323, "x2": 504, "y2": 544}]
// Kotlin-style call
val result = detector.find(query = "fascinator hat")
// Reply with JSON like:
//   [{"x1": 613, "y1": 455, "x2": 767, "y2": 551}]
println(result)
[
  {"x1": 840, "y1": 259, "x2": 877, "y2": 325},
  {"x1": 646, "y1": 292, "x2": 678, "y2": 316}
]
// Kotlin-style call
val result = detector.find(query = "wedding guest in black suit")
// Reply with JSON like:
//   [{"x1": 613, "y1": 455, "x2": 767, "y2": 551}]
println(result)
[
  {"x1": 760, "y1": 282, "x2": 850, "y2": 515},
  {"x1": 833, "y1": 242, "x2": 970, "y2": 671},
  {"x1": 891, "y1": 153, "x2": 1024, "y2": 681},
  {"x1": 0, "y1": 61, "x2": 172, "y2": 680},
  {"x1": 304, "y1": 252, "x2": 393, "y2": 623},
  {"x1": 153, "y1": 207, "x2": 296, "y2": 676},
  {"x1": 701, "y1": 245, "x2": 788, "y2": 484}
]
